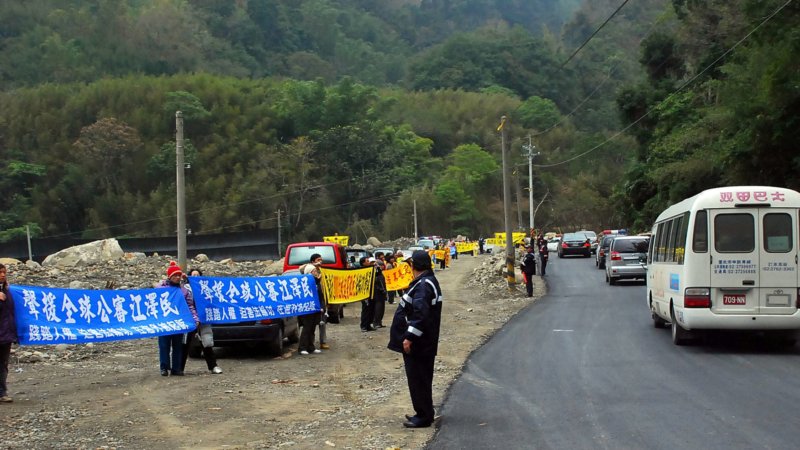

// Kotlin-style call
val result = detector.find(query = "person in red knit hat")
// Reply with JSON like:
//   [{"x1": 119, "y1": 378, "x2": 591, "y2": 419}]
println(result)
[{"x1": 155, "y1": 261, "x2": 199, "y2": 376}]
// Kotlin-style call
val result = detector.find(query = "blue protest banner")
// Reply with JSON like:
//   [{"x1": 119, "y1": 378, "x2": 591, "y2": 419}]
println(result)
[
  {"x1": 188, "y1": 274, "x2": 320, "y2": 324},
  {"x1": 9, "y1": 285, "x2": 195, "y2": 345}
]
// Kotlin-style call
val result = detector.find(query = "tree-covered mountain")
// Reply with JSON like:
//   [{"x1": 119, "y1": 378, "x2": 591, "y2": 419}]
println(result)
[{"x1": 7, "y1": 0, "x2": 795, "y2": 244}]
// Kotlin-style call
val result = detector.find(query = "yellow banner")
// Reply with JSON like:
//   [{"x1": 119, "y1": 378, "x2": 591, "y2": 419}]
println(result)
[
  {"x1": 320, "y1": 267, "x2": 374, "y2": 304},
  {"x1": 434, "y1": 249, "x2": 447, "y2": 260},
  {"x1": 492, "y1": 232, "x2": 526, "y2": 245},
  {"x1": 323, "y1": 235, "x2": 349, "y2": 246},
  {"x1": 485, "y1": 238, "x2": 498, "y2": 246},
  {"x1": 456, "y1": 242, "x2": 477, "y2": 253},
  {"x1": 383, "y1": 262, "x2": 414, "y2": 291}
]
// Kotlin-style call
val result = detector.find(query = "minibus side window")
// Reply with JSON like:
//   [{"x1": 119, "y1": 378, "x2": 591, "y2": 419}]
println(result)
[
  {"x1": 693, "y1": 210, "x2": 708, "y2": 252},
  {"x1": 714, "y1": 214, "x2": 755, "y2": 253},
  {"x1": 763, "y1": 213, "x2": 792, "y2": 253},
  {"x1": 672, "y1": 214, "x2": 687, "y2": 264},
  {"x1": 660, "y1": 221, "x2": 672, "y2": 262}
]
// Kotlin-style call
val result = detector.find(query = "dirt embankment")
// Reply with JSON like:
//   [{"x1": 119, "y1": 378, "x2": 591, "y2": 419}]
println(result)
[{"x1": 1, "y1": 253, "x2": 542, "y2": 449}]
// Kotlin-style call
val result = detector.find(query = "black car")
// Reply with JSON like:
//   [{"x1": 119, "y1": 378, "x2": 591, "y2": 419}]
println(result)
[{"x1": 558, "y1": 232, "x2": 592, "y2": 258}]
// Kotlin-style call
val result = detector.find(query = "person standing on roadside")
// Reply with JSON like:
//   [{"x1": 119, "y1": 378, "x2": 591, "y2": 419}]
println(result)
[
  {"x1": 372, "y1": 252, "x2": 388, "y2": 329},
  {"x1": 388, "y1": 250, "x2": 443, "y2": 428},
  {"x1": 0, "y1": 264, "x2": 17, "y2": 403},
  {"x1": 155, "y1": 261, "x2": 199, "y2": 376},
  {"x1": 520, "y1": 246, "x2": 537, "y2": 297},
  {"x1": 359, "y1": 257, "x2": 377, "y2": 332},
  {"x1": 538, "y1": 239, "x2": 550, "y2": 276},
  {"x1": 298, "y1": 255, "x2": 323, "y2": 355},
  {"x1": 182, "y1": 269, "x2": 223, "y2": 374}
]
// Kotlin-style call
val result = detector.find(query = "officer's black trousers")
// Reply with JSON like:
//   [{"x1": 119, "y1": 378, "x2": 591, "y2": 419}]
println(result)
[{"x1": 403, "y1": 352, "x2": 436, "y2": 424}]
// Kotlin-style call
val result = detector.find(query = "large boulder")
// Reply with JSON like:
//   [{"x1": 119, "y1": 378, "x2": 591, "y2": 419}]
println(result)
[
  {"x1": 42, "y1": 238, "x2": 125, "y2": 268},
  {"x1": 366, "y1": 236, "x2": 382, "y2": 247},
  {"x1": 264, "y1": 258, "x2": 285, "y2": 275},
  {"x1": 0, "y1": 257, "x2": 22, "y2": 266}
]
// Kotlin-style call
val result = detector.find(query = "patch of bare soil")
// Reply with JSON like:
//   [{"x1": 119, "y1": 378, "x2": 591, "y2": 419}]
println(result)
[{"x1": 1, "y1": 254, "x2": 543, "y2": 449}]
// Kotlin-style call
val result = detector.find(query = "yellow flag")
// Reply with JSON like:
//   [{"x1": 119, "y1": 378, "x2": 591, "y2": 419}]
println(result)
[{"x1": 497, "y1": 118, "x2": 506, "y2": 131}]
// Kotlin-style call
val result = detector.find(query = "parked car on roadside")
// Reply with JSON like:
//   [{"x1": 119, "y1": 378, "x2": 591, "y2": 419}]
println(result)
[
  {"x1": 596, "y1": 235, "x2": 617, "y2": 270},
  {"x1": 558, "y1": 232, "x2": 592, "y2": 258},
  {"x1": 578, "y1": 230, "x2": 598, "y2": 254},
  {"x1": 372, "y1": 247, "x2": 396, "y2": 258},
  {"x1": 546, "y1": 237, "x2": 561, "y2": 252},
  {"x1": 605, "y1": 236, "x2": 650, "y2": 285},
  {"x1": 345, "y1": 248, "x2": 373, "y2": 268}
]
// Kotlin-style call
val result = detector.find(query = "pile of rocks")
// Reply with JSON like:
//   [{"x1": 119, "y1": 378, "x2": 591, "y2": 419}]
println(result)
[{"x1": 6, "y1": 253, "x2": 285, "y2": 291}]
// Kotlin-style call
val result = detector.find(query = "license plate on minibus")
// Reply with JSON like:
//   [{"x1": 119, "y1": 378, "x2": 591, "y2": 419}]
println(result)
[{"x1": 723, "y1": 294, "x2": 746, "y2": 305}]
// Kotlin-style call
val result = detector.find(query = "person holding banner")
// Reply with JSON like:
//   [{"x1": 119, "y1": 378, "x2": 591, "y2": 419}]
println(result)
[
  {"x1": 298, "y1": 256, "x2": 324, "y2": 355},
  {"x1": 183, "y1": 269, "x2": 222, "y2": 374},
  {"x1": 156, "y1": 262, "x2": 199, "y2": 376},
  {"x1": 359, "y1": 257, "x2": 378, "y2": 332},
  {"x1": 388, "y1": 250, "x2": 442, "y2": 429},
  {"x1": 372, "y1": 252, "x2": 388, "y2": 329},
  {"x1": 0, "y1": 264, "x2": 17, "y2": 403}
]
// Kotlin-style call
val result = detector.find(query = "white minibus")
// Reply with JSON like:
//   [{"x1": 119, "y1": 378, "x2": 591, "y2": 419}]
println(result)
[{"x1": 647, "y1": 186, "x2": 800, "y2": 345}]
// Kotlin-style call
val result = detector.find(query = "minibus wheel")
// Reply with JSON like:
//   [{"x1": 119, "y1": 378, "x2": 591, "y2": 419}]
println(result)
[{"x1": 670, "y1": 307, "x2": 692, "y2": 345}]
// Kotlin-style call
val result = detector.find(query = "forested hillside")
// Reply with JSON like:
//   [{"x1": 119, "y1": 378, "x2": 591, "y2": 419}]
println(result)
[{"x1": 2, "y1": 0, "x2": 795, "y2": 244}]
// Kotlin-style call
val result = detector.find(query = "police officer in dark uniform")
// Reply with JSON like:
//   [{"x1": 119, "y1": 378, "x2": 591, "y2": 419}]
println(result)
[{"x1": 388, "y1": 250, "x2": 443, "y2": 428}]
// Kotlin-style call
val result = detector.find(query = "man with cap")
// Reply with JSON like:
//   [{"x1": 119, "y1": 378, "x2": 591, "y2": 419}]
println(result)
[
  {"x1": 387, "y1": 250, "x2": 443, "y2": 428},
  {"x1": 155, "y1": 261, "x2": 199, "y2": 376}
]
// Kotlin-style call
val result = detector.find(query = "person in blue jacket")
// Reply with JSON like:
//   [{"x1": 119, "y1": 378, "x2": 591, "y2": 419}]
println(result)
[{"x1": 387, "y1": 250, "x2": 443, "y2": 428}]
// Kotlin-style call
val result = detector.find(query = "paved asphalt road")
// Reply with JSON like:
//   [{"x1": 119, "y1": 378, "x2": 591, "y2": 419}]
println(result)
[{"x1": 430, "y1": 254, "x2": 800, "y2": 450}]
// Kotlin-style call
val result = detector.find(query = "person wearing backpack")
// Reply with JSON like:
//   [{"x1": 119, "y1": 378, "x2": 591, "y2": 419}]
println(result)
[{"x1": 520, "y1": 246, "x2": 537, "y2": 297}]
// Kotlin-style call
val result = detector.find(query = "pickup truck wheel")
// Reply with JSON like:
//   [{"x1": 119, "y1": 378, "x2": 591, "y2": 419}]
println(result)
[{"x1": 265, "y1": 327, "x2": 284, "y2": 356}]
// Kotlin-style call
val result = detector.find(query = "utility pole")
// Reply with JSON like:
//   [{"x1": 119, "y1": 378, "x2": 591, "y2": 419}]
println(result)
[
  {"x1": 413, "y1": 199, "x2": 418, "y2": 241},
  {"x1": 276, "y1": 209, "x2": 282, "y2": 259},
  {"x1": 499, "y1": 116, "x2": 516, "y2": 290},
  {"x1": 26, "y1": 225, "x2": 32, "y2": 262},
  {"x1": 175, "y1": 111, "x2": 187, "y2": 270},
  {"x1": 523, "y1": 135, "x2": 540, "y2": 235}
]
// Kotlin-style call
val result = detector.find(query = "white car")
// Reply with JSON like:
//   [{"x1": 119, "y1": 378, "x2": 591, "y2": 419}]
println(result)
[{"x1": 546, "y1": 238, "x2": 561, "y2": 252}]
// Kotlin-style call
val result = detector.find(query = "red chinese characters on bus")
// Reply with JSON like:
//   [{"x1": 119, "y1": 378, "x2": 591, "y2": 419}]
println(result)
[{"x1": 719, "y1": 190, "x2": 784, "y2": 203}]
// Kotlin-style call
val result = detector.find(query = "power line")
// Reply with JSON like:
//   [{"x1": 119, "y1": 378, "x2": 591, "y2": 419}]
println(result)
[
  {"x1": 536, "y1": 0, "x2": 794, "y2": 169},
  {"x1": 561, "y1": 0, "x2": 631, "y2": 68}
]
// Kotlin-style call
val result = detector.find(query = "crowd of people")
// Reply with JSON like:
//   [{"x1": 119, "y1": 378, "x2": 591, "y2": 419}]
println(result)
[{"x1": 0, "y1": 247, "x2": 452, "y2": 429}]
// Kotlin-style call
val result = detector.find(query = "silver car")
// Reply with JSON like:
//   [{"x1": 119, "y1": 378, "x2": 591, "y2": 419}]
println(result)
[{"x1": 605, "y1": 236, "x2": 649, "y2": 285}]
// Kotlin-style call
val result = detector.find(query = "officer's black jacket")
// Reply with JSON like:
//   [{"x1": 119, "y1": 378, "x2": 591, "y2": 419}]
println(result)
[{"x1": 387, "y1": 269, "x2": 442, "y2": 357}]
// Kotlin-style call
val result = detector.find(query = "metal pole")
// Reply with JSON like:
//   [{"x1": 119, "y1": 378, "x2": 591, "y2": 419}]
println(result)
[
  {"x1": 175, "y1": 111, "x2": 187, "y2": 270},
  {"x1": 26, "y1": 225, "x2": 32, "y2": 262},
  {"x1": 277, "y1": 209, "x2": 282, "y2": 259},
  {"x1": 413, "y1": 199, "x2": 418, "y2": 241},
  {"x1": 500, "y1": 116, "x2": 516, "y2": 289},
  {"x1": 528, "y1": 135, "x2": 534, "y2": 233}
]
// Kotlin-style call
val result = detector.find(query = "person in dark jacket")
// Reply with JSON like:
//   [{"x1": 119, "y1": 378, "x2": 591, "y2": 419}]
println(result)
[
  {"x1": 372, "y1": 252, "x2": 388, "y2": 328},
  {"x1": 0, "y1": 264, "x2": 17, "y2": 403},
  {"x1": 360, "y1": 257, "x2": 378, "y2": 332},
  {"x1": 520, "y1": 246, "x2": 537, "y2": 297},
  {"x1": 387, "y1": 250, "x2": 443, "y2": 428}
]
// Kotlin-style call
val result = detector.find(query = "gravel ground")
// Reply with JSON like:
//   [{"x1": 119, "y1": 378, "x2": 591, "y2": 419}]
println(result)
[{"x1": 0, "y1": 251, "x2": 542, "y2": 449}]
